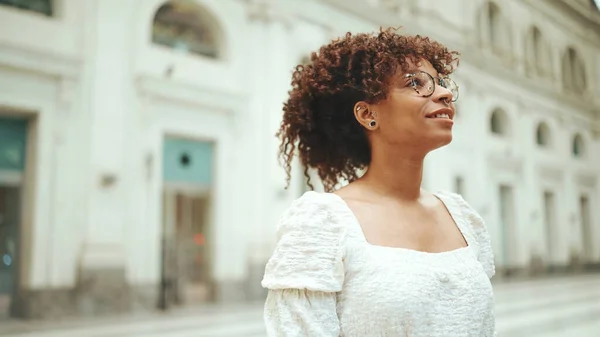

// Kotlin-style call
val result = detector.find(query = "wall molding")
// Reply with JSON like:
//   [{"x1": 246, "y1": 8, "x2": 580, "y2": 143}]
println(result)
[{"x1": 0, "y1": 42, "x2": 80, "y2": 79}]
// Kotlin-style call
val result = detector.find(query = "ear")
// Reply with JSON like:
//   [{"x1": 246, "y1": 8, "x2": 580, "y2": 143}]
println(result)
[{"x1": 353, "y1": 102, "x2": 378, "y2": 130}]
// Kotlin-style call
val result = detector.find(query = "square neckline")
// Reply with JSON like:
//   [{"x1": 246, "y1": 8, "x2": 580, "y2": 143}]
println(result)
[{"x1": 326, "y1": 191, "x2": 473, "y2": 256}]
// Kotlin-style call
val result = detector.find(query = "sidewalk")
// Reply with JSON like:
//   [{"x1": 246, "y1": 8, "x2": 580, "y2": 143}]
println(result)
[{"x1": 0, "y1": 302, "x2": 265, "y2": 336}]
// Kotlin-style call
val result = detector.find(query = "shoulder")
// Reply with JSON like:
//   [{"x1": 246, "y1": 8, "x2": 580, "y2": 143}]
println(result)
[
  {"x1": 262, "y1": 191, "x2": 348, "y2": 291},
  {"x1": 276, "y1": 191, "x2": 348, "y2": 239},
  {"x1": 436, "y1": 190, "x2": 496, "y2": 278}
]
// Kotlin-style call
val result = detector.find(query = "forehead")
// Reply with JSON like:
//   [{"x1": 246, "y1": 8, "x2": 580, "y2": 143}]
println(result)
[
  {"x1": 388, "y1": 59, "x2": 439, "y2": 84},
  {"x1": 404, "y1": 59, "x2": 438, "y2": 76}
]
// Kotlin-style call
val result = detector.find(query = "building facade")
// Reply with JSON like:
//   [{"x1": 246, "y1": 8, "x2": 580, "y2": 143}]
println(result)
[{"x1": 0, "y1": 0, "x2": 598, "y2": 320}]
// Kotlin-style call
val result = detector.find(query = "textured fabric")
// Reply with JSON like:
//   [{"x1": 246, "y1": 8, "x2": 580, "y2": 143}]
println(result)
[{"x1": 262, "y1": 191, "x2": 496, "y2": 337}]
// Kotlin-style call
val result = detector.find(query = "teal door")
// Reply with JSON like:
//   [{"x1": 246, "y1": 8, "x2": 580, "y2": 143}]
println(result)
[
  {"x1": 159, "y1": 138, "x2": 215, "y2": 309},
  {"x1": 162, "y1": 138, "x2": 214, "y2": 186},
  {"x1": 0, "y1": 116, "x2": 27, "y2": 317}
]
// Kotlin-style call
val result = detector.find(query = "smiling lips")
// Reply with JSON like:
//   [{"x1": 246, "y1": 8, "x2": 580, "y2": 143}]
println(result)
[
  {"x1": 429, "y1": 113, "x2": 450, "y2": 119},
  {"x1": 425, "y1": 108, "x2": 453, "y2": 120}
]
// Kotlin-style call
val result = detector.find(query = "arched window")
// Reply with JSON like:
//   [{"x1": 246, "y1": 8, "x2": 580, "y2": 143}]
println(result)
[
  {"x1": 562, "y1": 47, "x2": 587, "y2": 93},
  {"x1": 488, "y1": 3, "x2": 502, "y2": 49},
  {"x1": 152, "y1": 1, "x2": 222, "y2": 59},
  {"x1": 479, "y1": 2, "x2": 511, "y2": 55},
  {"x1": 0, "y1": 0, "x2": 53, "y2": 16},
  {"x1": 572, "y1": 133, "x2": 584, "y2": 158},
  {"x1": 536, "y1": 122, "x2": 551, "y2": 147},
  {"x1": 525, "y1": 26, "x2": 551, "y2": 77},
  {"x1": 490, "y1": 108, "x2": 509, "y2": 135}
]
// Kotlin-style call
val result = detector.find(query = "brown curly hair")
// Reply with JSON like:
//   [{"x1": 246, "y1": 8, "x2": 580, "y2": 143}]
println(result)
[{"x1": 277, "y1": 27, "x2": 459, "y2": 192}]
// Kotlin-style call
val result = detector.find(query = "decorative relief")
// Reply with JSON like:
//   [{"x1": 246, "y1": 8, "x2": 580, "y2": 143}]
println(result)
[
  {"x1": 575, "y1": 173, "x2": 596, "y2": 187},
  {"x1": 538, "y1": 166, "x2": 563, "y2": 183},
  {"x1": 245, "y1": 0, "x2": 293, "y2": 28}
]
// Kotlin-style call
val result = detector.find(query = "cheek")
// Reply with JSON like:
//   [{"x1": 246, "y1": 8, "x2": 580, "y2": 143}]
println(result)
[
  {"x1": 380, "y1": 115, "x2": 421, "y2": 141},
  {"x1": 378, "y1": 94, "x2": 425, "y2": 131}
]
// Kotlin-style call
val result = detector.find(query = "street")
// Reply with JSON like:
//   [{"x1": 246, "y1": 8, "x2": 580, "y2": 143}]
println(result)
[{"x1": 1, "y1": 274, "x2": 599, "y2": 337}]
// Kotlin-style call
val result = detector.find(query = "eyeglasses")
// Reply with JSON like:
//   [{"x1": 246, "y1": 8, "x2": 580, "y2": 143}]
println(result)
[{"x1": 404, "y1": 71, "x2": 459, "y2": 102}]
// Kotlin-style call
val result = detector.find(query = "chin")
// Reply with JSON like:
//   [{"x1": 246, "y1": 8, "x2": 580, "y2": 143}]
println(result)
[{"x1": 430, "y1": 133, "x2": 453, "y2": 150}]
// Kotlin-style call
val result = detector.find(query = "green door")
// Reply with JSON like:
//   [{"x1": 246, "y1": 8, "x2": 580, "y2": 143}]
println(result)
[{"x1": 0, "y1": 116, "x2": 27, "y2": 317}]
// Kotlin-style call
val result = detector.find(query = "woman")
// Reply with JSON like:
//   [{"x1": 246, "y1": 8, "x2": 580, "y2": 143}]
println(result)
[{"x1": 262, "y1": 28, "x2": 496, "y2": 337}]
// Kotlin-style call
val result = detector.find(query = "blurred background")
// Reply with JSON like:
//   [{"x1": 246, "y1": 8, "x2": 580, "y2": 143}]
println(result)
[{"x1": 0, "y1": 0, "x2": 599, "y2": 336}]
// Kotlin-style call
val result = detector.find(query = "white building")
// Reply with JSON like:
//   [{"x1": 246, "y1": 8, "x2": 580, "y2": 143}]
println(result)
[{"x1": 0, "y1": 0, "x2": 598, "y2": 320}]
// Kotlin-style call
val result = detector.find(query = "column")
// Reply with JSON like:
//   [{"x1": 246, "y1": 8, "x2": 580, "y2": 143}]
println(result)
[
  {"x1": 78, "y1": 0, "x2": 136, "y2": 316},
  {"x1": 242, "y1": 0, "x2": 296, "y2": 301}
]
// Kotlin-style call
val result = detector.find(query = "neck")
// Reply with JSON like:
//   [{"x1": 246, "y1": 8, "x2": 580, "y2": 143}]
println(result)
[{"x1": 360, "y1": 146, "x2": 426, "y2": 201}]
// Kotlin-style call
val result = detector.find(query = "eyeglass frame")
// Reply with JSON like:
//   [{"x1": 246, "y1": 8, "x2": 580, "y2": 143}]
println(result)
[{"x1": 404, "y1": 71, "x2": 459, "y2": 102}]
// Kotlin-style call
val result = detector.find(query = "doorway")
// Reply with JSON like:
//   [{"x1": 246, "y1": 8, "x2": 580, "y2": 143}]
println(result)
[
  {"x1": 0, "y1": 116, "x2": 28, "y2": 319},
  {"x1": 580, "y1": 195, "x2": 593, "y2": 262},
  {"x1": 158, "y1": 137, "x2": 215, "y2": 310},
  {"x1": 543, "y1": 191, "x2": 557, "y2": 265},
  {"x1": 498, "y1": 184, "x2": 516, "y2": 266},
  {"x1": 0, "y1": 186, "x2": 20, "y2": 319}
]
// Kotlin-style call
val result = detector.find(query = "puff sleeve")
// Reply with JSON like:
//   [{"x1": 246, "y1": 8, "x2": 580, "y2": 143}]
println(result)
[{"x1": 261, "y1": 192, "x2": 347, "y2": 336}]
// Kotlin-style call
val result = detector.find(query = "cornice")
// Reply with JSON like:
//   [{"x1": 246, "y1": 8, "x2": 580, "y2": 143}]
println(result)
[
  {"x1": 136, "y1": 75, "x2": 247, "y2": 113},
  {"x1": 319, "y1": 0, "x2": 598, "y2": 123},
  {"x1": 0, "y1": 42, "x2": 80, "y2": 79},
  {"x1": 521, "y1": 0, "x2": 600, "y2": 46},
  {"x1": 548, "y1": 0, "x2": 600, "y2": 32},
  {"x1": 487, "y1": 151, "x2": 524, "y2": 173}
]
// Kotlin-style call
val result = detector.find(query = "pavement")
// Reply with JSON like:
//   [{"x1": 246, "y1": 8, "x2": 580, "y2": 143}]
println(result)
[{"x1": 0, "y1": 274, "x2": 599, "y2": 337}]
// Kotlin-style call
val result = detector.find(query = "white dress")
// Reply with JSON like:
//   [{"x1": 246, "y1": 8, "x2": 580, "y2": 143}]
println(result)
[{"x1": 262, "y1": 191, "x2": 496, "y2": 337}]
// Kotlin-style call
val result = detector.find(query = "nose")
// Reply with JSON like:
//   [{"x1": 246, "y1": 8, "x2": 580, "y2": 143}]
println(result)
[{"x1": 433, "y1": 83, "x2": 454, "y2": 103}]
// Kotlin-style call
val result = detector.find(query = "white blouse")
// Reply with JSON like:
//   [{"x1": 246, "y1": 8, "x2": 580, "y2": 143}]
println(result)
[{"x1": 262, "y1": 191, "x2": 496, "y2": 337}]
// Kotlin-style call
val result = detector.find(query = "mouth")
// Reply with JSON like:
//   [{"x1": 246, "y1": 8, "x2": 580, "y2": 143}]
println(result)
[{"x1": 425, "y1": 108, "x2": 454, "y2": 120}]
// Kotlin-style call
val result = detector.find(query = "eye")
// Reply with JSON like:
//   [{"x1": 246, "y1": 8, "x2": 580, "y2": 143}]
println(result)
[{"x1": 408, "y1": 77, "x2": 424, "y2": 87}]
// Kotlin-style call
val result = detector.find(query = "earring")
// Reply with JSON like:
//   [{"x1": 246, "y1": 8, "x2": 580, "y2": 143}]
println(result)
[
  {"x1": 372, "y1": 111, "x2": 377, "y2": 117},
  {"x1": 369, "y1": 120, "x2": 377, "y2": 127}
]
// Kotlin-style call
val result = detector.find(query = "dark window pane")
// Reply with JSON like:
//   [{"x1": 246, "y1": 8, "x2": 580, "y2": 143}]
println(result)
[{"x1": 0, "y1": 0, "x2": 53, "y2": 16}]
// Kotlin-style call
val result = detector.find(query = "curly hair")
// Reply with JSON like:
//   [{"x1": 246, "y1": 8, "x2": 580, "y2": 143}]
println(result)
[{"x1": 277, "y1": 27, "x2": 459, "y2": 192}]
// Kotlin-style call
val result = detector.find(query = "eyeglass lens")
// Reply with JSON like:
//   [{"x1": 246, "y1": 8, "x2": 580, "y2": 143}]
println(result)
[{"x1": 410, "y1": 72, "x2": 459, "y2": 102}]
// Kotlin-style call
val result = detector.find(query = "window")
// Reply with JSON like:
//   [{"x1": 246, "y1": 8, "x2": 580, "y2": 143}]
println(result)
[
  {"x1": 490, "y1": 109, "x2": 509, "y2": 135},
  {"x1": 488, "y1": 3, "x2": 501, "y2": 49},
  {"x1": 454, "y1": 176, "x2": 465, "y2": 197},
  {"x1": 525, "y1": 26, "x2": 551, "y2": 77},
  {"x1": 0, "y1": 0, "x2": 53, "y2": 16},
  {"x1": 479, "y1": 2, "x2": 511, "y2": 54},
  {"x1": 562, "y1": 47, "x2": 587, "y2": 93},
  {"x1": 152, "y1": 1, "x2": 222, "y2": 59},
  {"x1": 572, "y1": 133, "x2": 584, "y2": 157},
  {"x1": 535, "y1": 122, "x2": 551, "y2": 147}
]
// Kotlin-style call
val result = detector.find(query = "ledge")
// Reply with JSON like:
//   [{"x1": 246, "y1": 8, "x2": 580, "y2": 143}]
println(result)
[{"x1": 0, "y1": 42, "x2": 80, "y2": 79}]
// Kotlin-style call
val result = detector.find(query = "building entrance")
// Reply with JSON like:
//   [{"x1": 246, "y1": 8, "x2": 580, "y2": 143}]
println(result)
[
  {"x1": 159, "y1": 137, "x2": 215, "y2": 309},
  {"x1": 0, "y1": 116, "x2": 27, "y2": 319}
]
